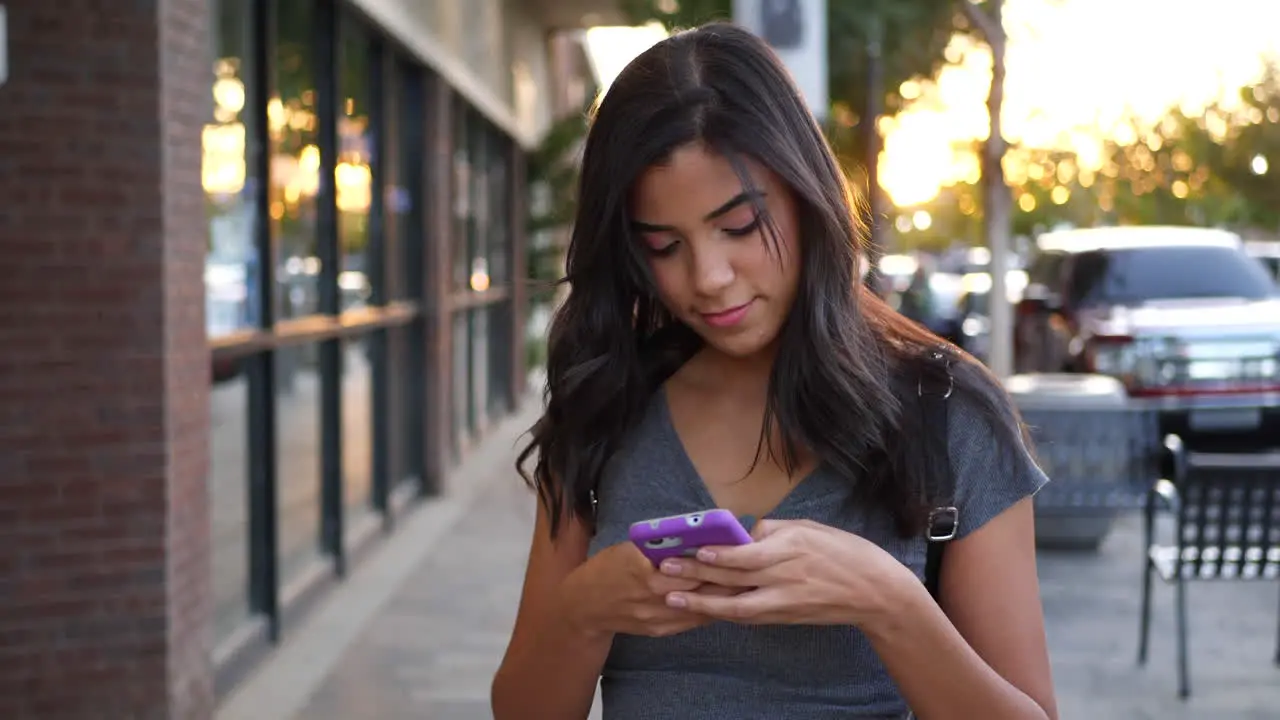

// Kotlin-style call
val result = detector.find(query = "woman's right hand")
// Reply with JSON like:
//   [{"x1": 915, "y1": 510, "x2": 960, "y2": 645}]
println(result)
[{"x1": 558, "y1": 541, "x2": 728, "y2": 640}]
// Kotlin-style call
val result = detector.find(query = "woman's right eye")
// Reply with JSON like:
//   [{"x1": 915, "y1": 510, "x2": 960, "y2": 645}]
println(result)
[
  {"x1": 644, "y1": 239, "x2": 679, "y2": 257},
  {"x1": 640, "y1": 233, "x2": 680, "y2": 254}
]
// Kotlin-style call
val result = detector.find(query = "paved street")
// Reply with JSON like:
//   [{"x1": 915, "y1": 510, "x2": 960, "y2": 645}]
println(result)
[{"x1": 218, "y1": 398, "x2": 1280, "y2": 720}]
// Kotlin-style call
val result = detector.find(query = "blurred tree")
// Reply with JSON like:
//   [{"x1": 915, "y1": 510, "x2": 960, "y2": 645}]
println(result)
[
  {"x1": 1199, "y1": 62, "x2": 1280, "y2": 229},
  {"x1": 998, "y1": 119, "x2": 1260, "y2": 233},
  {"x1": 959, "y1": 0, "x2": 1012, "y2": 376}
]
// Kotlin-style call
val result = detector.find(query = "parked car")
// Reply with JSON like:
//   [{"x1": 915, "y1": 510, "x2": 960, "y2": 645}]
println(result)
[
  {"x1": 1245, "y1": 239, "x2": 1280, "y2": 280},
  {"x1": 1015, "y1": 226, "x2": 1280, "y2": 450}
]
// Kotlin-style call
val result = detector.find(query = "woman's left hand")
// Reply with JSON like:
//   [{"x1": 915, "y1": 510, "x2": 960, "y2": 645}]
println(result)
[{"x1": 658, "y1": 519, "x2": 919, "y2": 627}]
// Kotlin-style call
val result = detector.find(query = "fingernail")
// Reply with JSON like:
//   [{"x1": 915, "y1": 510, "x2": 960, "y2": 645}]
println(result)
[
  {"x1": 696, "y1": 548, "x2": 716, "y2": 562},
  {"x1": 659, "y1": 560, "x2": 683, "y2": 575},
  {"x1": 666, "y1": 593, "x2": 687, "y2": 608}
]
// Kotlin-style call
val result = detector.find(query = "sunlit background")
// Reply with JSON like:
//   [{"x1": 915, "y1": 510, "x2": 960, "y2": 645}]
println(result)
[{"x1": 582, "y1": 0, "x2": 1280, "y2": 209}]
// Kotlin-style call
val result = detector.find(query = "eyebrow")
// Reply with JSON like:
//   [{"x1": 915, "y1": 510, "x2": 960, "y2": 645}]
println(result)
[{"x1": 630, "y1": 190, "x2": 765, "y2": 232}]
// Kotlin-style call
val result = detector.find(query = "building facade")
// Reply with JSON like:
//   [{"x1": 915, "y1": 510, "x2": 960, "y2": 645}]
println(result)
[{"x1": 0, "y1": 0, "x2": 614, "y2": 716}]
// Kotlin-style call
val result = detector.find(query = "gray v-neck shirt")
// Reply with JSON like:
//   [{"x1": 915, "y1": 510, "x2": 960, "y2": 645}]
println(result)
[{"x1": 586, "y1": 389, "x2": 1049, "y2": 719}]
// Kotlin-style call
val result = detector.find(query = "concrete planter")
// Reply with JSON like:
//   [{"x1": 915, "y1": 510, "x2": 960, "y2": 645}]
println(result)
[{"x1": 1003, "y1": 374, "x2": 1159, "y2": 551}]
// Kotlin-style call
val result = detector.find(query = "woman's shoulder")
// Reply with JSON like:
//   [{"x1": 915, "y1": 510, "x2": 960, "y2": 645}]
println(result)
[
  {"x1": 888, "y1": 344, "x2": 1019, "y2": 419},
  {"x1": 881, "y1": 342, "x2": 1046, "y2": 537}
]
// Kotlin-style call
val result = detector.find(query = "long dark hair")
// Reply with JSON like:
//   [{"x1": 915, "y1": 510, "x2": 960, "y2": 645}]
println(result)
[{"x1": 518, "y1": 22, "x2": 1030, "y2": 539}]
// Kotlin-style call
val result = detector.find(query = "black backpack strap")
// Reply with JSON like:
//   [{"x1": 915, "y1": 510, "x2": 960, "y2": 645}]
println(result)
[{"x1": 918, "y1": 347, "x2": 959, "y2": 601}]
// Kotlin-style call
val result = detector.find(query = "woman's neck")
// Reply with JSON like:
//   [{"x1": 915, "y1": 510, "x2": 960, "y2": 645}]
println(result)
[{"x1": 677, "y1": 346, "x2": 775, "y2": 398}]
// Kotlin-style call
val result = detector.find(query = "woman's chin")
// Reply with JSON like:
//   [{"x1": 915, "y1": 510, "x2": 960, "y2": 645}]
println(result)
[{"x1": 697, "y1": 330, "x2": 776, "y2": 361}]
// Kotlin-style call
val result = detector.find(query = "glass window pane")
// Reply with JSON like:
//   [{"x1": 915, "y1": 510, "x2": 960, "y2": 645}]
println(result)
[
  {"x1": 488, "y1": 300, "x2": 512, "y2": 415},
  {"x1": 205, "y1": 0, "x2": 258, "y2": 337},
  {"x1": 472, "y1": 306, "x2": 490, "y2": 427},
  {"x1": 451, "y1": 312, "x2": 471, "y2": 446},
  {"x1": 486, "y1": 131, "x2": 510, "y2": 285},
  {"x1": 387, "y1": 326, "x2": 411, "y2": 487},
  {"x1": 383, "y1": 55, "x2": 405, "y2": 301},
  {"x1": 1069, "y1": 245, "x2": 1276, "y2": 308},
  {"x1": 468, "y1": 115, "x2": 491, "y2": 293},
  {"x1": 209, "y1": 358, "x2": 250, "y2": 641},
  {"x1": 272, "y1": 0, "x2": 319, "y2": 320},
  {"x1": 338, "y1": 15, "x2": 373, "y2": 312},
  {"x1": 396, "y1": 60, "x2": 426, "y2": 302},
  {"x1": 451, "y1": 105, "x2": 471, "y2": 291},
  {"x1": 276, "y1": 342, "x2": 324, "y2": 584},
  {"x1": 342, "y1": 335, "x2": 376, "y2": 530}
]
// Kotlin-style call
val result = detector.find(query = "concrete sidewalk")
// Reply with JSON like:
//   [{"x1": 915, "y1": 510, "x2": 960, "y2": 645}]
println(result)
[{"x1": 218, "y1": 397, "x2": 1280, "y2": 720}]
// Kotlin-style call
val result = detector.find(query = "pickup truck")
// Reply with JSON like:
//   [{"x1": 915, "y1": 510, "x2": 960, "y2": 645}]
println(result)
[{"x1": 1015, "y1": 226, "x2": 1280, "y2": 451}]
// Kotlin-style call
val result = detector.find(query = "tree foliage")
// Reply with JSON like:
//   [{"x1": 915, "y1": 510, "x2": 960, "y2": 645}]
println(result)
[{"x1": 993, "y1": 62, "x2": 1280, "y2": 234}]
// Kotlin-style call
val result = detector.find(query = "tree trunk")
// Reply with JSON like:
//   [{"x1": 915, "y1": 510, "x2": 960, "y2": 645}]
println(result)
[
  {"x1": 861, "y1": 14, "x2": 885, "y2": 279},
  {"x1": 964, "y1": 0, "x2": 1013, "y2": 377}
]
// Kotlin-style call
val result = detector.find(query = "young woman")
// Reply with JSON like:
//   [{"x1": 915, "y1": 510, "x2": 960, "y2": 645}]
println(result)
[{"x1": 492, "y1": 22, "x2": 1058, "y2": 720}]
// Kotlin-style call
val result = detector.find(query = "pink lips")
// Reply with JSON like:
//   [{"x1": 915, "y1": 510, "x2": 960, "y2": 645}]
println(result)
[{"x1": 699, "y1": 300, "x2": 753, "y2": 328}]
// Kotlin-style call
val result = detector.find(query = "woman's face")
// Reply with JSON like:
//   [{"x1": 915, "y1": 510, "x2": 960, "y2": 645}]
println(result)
[{"x1": 631, "y1": 143, "x2": 802, "y2": 360}]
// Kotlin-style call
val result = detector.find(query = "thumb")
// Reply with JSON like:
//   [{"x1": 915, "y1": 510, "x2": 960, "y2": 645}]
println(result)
[{"x1": 750, "y1": 518, "x2": 788, "y2": 541}]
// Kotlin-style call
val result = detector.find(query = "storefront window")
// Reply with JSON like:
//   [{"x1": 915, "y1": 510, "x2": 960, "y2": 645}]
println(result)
[
  {"x1": 467, "y1": 114, "x2": 491, "y2": 294},
  {"x1": 337, "y1": 15, "x2": 373, "y2": 312},
  {"x1": 486, "y1": 130, "x2": 510, "y2": 285},
  {"x1": 276, "y1": 342, "x2": 325, "y2": 585},
  {"x1": 451, "y1": 311, "x2": 472, "y2": 448},
  {"x1": 271, "y1": 0, "x2": 320, "y2": 320},
  {"x1": 205, "y1": 0, "x2": 255, "y2": 645},
  {"x1": 204, "y1": 0, "x2": 257, "y2": 337},
  {"x1": 451, "y1": 104, "x2": 472, "y2": 291}
]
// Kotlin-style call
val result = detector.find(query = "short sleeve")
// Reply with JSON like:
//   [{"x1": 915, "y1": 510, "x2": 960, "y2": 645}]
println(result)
[{"x1": 946, "y1": 392, "x2": 1049, "y2": 540}]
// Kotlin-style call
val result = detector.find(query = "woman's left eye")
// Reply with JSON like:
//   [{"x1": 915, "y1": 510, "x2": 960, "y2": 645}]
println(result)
[{"x1": 723, "y1": 216, "x2": 761, "y2": 237}]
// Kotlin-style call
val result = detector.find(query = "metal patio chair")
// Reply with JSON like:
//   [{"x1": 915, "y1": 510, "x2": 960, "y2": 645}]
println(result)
[{"x1": 1137, "y1": 434, "x2": 1280, "y2": 698}]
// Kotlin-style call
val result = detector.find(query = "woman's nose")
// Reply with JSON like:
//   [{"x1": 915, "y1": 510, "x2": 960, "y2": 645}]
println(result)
[{"x1": 690, "y1": 245, "x2": 735, "y2": 297}]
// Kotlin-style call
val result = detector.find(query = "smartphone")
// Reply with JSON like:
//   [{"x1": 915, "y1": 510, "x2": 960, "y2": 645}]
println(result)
[{"x1": 629, "y1": 509, "x2": 752, "y2": 566}]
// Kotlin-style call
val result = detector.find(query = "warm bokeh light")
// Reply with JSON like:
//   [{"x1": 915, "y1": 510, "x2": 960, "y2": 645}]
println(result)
[
  {"x1": 579, "y1": 1, "x2": 1280, "y2": 210},
  {"x1": 879, "y1": 0, "x2": 1280, "y2": 207},
  {"x1": 583, "y1": 23, "x2": 670, "y2": 97}
]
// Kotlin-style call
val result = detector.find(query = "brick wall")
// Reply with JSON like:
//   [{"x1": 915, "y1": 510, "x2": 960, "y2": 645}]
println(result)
[{"x1": 0, "y1": 1, "x2": 213, "y2": 717}]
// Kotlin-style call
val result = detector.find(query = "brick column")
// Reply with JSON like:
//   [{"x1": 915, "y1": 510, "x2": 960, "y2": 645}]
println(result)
[{"x1": 0, "y1": 1, "x2": 214, "y2": 718}]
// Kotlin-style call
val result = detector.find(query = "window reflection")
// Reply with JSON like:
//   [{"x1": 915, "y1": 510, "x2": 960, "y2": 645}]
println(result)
[
  {"x1": 452, "y1": 106, "x2": 472, "y2": 291},
  {"x1": 276, "y1": 343, "x2": 324, "y2": 585},
  {"x1": 342, "y1": 336, "x2": 376, "y2": 532},
  {"x1": 488, "y1": 300, "x2": 513, "y2": 416},
  {"x1": 468, "y1": 114, "x2": 492, "y2": 294},
  {"x1": 486, "y1": 133, "x2": 510, "y2": 285},
  {"x1": 471, "y1": 306, "x2": 491, "y2": 428},
  {"x1": 389, "y1": 326, "x2": 417, "y2": 487},
  {"x1": 384, "y1": 55, "x2": 407, "y2": 300},
  {"x1": 452, "y1": 109, "x2": 505, "y2": 295},
  {"x1": 210, "y1": 367, "x2": 250, "y2": 640},
  {"x1": 452, "y1": 312, "x2": 471, "y2": 449},
  {"x1": 271, "y1": 0, "x2": 319, "y2": 320},
  {"x1": 205, "y1": 0, "x2": 257, "y2": 337},
  {"x1": 338, "y1": 16, "x2": 373, "y2": 311}
]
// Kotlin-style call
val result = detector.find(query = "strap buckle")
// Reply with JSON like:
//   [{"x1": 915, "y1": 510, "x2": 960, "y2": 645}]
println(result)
[
  {"x1": 917, "y1": 349, "x2": 954, "y2": 398},
  {"x1": 927, "y1": 506, "x2": 959, "y2": 542}
]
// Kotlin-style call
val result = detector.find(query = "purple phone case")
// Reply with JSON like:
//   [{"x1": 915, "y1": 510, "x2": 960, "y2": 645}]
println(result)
[{"x1": 629, "y1": 509, "x2": 752, "y2": 566}]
